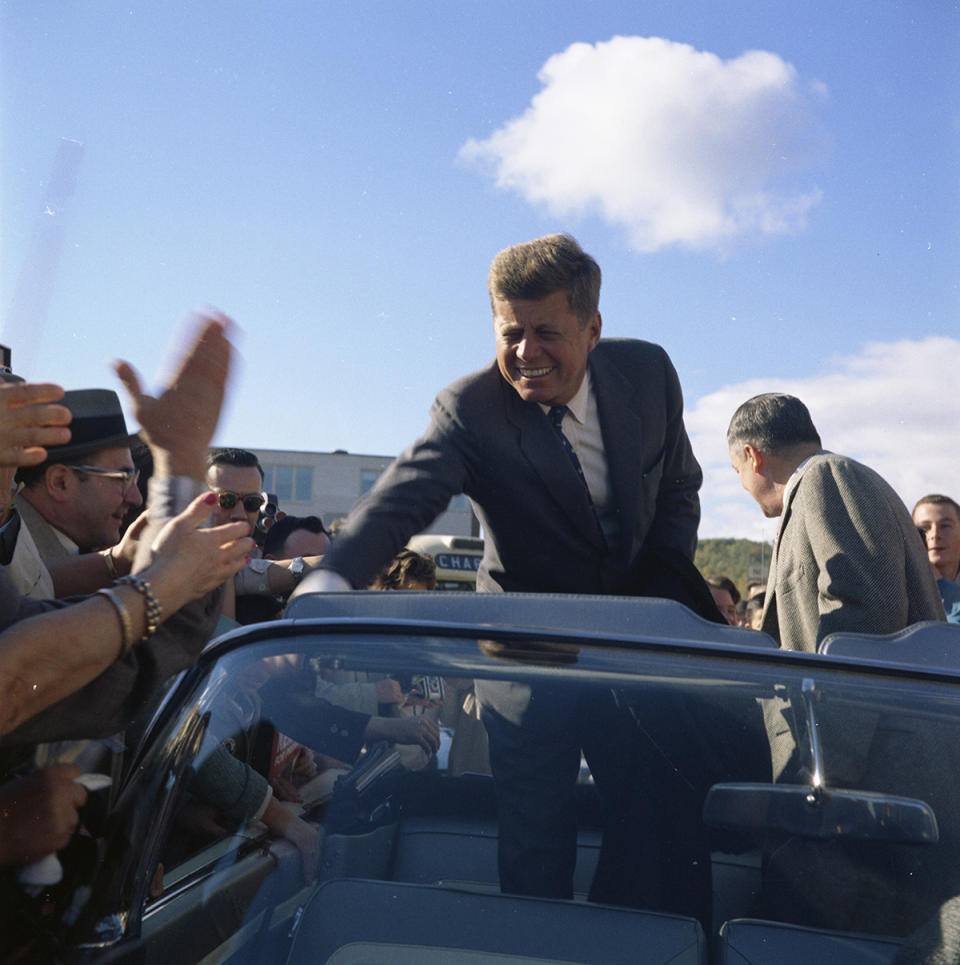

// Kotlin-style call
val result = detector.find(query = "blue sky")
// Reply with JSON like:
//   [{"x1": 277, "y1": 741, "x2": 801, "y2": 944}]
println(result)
[{"x1": 2, "y1": 0, "x2": 958, "y2": 541}]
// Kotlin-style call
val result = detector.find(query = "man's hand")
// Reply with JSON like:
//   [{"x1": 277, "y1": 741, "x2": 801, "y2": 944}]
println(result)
[
  {"x1": 109, "y1": 511, "x2": 150, "y2": 574},
  {"x1": 365, "y1": 715, "x2": 441, "y2": 756},
  {"x1": 262, "y1": 797, "x2": 320, "y2": 884},
  {"x1": 0, "y1": 382, "x2": 71, "y2": 468},
  {"x1": 112, "y1": 311, "x2": 233, "y2": 479},
  {"x1": 141, "y1": 492, "x2": 254, "y2": 605},
  {"x1": 375, "y1": 678, "x2": 404, "y2": 705},
  {"x1": 0, "y1": 764, "x2": 87, "y2": 866}
]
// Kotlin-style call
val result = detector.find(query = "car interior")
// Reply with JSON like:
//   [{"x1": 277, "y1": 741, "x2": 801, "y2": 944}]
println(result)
[{"x1": 74, "y1": 597, "x2": 960, "y2": 965}]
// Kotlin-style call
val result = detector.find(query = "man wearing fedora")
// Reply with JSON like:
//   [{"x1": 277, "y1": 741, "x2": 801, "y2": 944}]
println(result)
[{"x1": 7, "y1": 389, "x2": 144, "y2": 600}]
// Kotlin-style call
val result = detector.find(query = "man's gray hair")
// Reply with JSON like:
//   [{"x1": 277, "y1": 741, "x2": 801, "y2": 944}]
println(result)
[
  {"x1": 727, "y1": 393, "x2": 822, "y2": 455},
  {"x1": 487, "y1": 234, "x2": 601, "y2": 325}
]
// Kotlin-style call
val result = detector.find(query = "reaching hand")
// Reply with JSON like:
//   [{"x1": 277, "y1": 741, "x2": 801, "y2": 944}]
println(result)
[
  {"x1": 0, "y1": 764, "x2": 87, "y2": 866},
  {"x1": 111, "y1": 511, "x2": 150, "y2": 574},
  {"x1": 284, "y1": 814, "x2": 320, "y2": 884},
  {"x1": 262, "y1": 797, "x2": 320, "y2": 885},
  {"x1": 113, "y1": 310, "x2": 233, "y2": 478},
  {"x1": 141, "y1": 492, "x2": 254, "y2": 613},
  {"x1": 0, "y1": 382, "x2": 71, "y2": 468},
  {"x1": 375, "y1": 678, "x2": 404, "y2": 704},
  {"x1": 367, "y1": 715, "x2": 441, "y2": 756}
]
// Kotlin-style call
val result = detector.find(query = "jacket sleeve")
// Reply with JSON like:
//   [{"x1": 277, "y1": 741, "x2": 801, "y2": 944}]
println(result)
[
  {"x1": 3, "y1": 586, "x2": 224, "y2": 745},
  {"x1": 640, "y1": 348, "x2": 701, "y2": 561},
  {"x1": 317, "y1": 390, "x2": 473, "y2": 590}
]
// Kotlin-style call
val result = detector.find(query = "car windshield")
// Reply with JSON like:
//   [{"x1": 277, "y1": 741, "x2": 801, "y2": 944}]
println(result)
[
  {"x1": 3, "y1": 4, "x2": 958, "y2": 964},
  {"x1": 62, "y1": 598, "x2": 960, "y2": 962}
]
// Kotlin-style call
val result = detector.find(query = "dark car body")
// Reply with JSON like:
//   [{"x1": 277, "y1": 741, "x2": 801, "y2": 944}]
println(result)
[{"x1": 23, "y1": 590, "x2": 960, "y2": 964}]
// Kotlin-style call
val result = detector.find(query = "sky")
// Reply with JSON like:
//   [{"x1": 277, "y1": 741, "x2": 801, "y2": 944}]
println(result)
[{"x1": 1, "y1": 0, "x2": 958, "y2": 543}]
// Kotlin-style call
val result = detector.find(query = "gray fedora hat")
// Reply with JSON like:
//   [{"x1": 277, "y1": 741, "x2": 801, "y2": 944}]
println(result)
[{"x1": 41, "y1": 389, "x2": 139, "y2": 461}]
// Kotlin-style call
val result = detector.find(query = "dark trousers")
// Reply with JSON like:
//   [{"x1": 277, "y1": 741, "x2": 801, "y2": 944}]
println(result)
[
  {"x1": 476, "y1": 680, "x2": 638, "y2": 902},
  {"x1": 477, "y1": 677, "x2": 766, "y2": 927}
]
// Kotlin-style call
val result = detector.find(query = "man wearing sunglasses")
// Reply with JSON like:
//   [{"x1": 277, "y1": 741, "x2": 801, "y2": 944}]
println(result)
[
  {"x1": 206, "y1": 449, "x2": 325, "y2": 617},
  {"x1": 206, "y1": 448, "x2": 266, "y2": 530}
]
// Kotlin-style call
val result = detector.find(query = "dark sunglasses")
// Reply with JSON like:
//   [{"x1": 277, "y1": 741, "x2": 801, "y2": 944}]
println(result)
[{"x1": 214, "y1": 490, "x2": 264, "y2": 513}]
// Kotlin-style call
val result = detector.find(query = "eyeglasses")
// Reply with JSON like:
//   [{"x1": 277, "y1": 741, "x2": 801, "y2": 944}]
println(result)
[
  {"x1": 70, "y1": 464, "x2": 141, "y2": 492},
  {"x1": 214, "y1": 490, "x2": 265, "y2": 513}
]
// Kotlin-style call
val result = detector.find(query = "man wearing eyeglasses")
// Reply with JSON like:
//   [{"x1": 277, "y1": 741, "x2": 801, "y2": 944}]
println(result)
[{"x1": 10, "y1": 389, "x2": 144, "y2": 598}]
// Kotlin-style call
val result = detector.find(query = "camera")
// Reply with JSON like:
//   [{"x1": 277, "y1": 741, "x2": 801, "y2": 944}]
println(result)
[{"x1": 257, "y1": 493, "x2": 280, "y2": 533}]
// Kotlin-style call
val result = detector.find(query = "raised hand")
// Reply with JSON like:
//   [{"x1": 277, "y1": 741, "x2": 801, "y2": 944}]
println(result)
[
  {"x1": 0, "y1": 381, "x2": 71, "y2": 468},
  {"x1": 113, "y1": 310, "x2": 233, "y2": 478},
  {"x1": 141, "y1": 491, "x2": 254, "y2": 612}
]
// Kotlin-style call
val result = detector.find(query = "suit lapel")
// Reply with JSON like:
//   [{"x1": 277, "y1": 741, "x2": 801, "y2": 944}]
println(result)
[
  {"x1": 15, "y1": 494, "x2": 75, "y2": 563},
  {"x1": 501, "y1": 377, "x2": 606, "y2": 550},
  {"x1": 590, "y1": 350, "x2": 644, "y2": 566},
  {"x1": 761, "y1": 464, "x2": 805, "y2": 631}
]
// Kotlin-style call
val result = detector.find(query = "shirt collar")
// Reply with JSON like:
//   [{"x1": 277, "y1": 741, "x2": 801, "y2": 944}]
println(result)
[{"x1": 537, "y1": 368, "x2": 591, "y2": 424}]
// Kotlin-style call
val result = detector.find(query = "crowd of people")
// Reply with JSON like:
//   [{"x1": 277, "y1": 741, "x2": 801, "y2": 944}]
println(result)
[{"x1": 0, "y1": 232, "x2": 957, "y2": 960}]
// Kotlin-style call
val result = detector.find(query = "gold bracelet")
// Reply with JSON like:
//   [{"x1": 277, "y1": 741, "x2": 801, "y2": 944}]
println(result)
[
  {"x1": 103, "y1": 547, "x2": 119, "y2": 581},
  {"x1": 97, "y1": 587, "x2": 135, "y2": 654},
  {"x1": 117, "y1": 575, "x2": 163, "y2": 641}
]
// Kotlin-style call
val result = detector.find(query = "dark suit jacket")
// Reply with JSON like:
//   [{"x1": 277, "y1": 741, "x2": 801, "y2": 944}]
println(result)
[{"x1": 320, "y1": 338, "x2": 701, "y2": 594}]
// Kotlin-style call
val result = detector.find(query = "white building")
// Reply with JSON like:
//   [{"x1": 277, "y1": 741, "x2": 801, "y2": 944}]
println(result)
[{"x1": 251, "y1": 447, "x2": 478, "y2": 537}]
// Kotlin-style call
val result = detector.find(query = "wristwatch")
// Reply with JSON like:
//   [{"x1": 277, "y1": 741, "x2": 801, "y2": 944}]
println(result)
[{"x1": 289, "y1": 557, "x2": 306, "y2": 582}]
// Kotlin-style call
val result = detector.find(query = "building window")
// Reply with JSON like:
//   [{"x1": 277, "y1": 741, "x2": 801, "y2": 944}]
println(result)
[
  {"x1": 262, "y1": 465, "x2": 313, "y2": 504},
  {"x1": 360, "y1": 469, "x2": 381, "y2": 495},
  {"x1": 295, "y1": 467, "x2": 313, "y2": 502}
]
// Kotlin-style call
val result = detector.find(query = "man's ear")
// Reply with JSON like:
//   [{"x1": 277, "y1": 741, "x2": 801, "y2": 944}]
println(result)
[
  {"x1": 743, "y1": 444, "x2": 763, "y2": 473},
  {"x1": 586, "y1": 312, "x2": 602, "y2": 349},
  {"x1": 44, "y1": 464, "x2": 75, "y2": 502}
]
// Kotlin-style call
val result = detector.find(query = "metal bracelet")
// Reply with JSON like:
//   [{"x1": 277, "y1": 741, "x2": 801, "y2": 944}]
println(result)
[
  {"x1": 96, "y1": 587, "x2": 135, "y2": 654},
  {"x1": 103, "y1": 547, "x2": 119, "y2": 581},
  {"x1": 116, "y1": 575, "x2": 163, "y2": 641}
]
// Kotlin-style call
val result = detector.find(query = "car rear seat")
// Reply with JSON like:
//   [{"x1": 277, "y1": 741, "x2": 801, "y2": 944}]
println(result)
[
  {"x1": 717, "y1": 918, "x2": 903, "y2": 964},
  {"x1": 819, "y1": 621, "x2": 960, "y2": 671},
  {"x1": 391, "y1": 815, "x2": 602, "y2": 899},
  {"x1": 285, "y1": 878, "x2": 707, "y2": 964}
]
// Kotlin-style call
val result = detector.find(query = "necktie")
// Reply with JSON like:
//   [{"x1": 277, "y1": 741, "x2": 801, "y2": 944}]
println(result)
[
  {"x1": 549, "y1": 405, "x2": 590, "y2": 493},
  {"x1": 549, "y1": 405, "x2": 606, "y2": 547}
]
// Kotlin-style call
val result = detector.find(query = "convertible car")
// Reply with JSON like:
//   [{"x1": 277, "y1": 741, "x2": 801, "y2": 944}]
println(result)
[{"x1": 17, "y1": 589, "x2": 960, "y2": 964}]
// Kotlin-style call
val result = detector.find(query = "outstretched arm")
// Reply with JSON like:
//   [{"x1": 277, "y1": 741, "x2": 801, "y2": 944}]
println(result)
[{"x1": 1, "y1": 493, "x2": 253, "y2": 738}]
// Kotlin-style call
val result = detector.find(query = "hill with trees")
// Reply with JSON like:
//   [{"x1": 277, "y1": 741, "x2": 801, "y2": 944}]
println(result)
[{"x1": 695, "y1": 538, "x2": 772, "y2": 598}]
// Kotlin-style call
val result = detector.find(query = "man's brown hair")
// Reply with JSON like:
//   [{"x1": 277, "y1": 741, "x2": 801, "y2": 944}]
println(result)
[
  {"x1": 488, "y1": 234, "x2": 601, "y2": 325},
  {"x1": 913, "y1": 493, "x2": 960, "y2": 519},
  {"x1": 369, "y1": 549, "x2": 437, "y2": 590}
]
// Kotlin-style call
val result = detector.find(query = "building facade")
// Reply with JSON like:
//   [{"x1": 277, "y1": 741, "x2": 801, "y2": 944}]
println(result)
[{"x1": 252, "y1": 447, "x2": 478, "y2": 537}]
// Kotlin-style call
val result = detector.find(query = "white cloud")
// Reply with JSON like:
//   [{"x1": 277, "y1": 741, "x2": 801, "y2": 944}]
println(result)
[
  {"x1": 460, "y1": 36, "x2": 828, "y2": 252},
  {"x1": 687, "y1": 336, "x2": 960, "y2": 539}
]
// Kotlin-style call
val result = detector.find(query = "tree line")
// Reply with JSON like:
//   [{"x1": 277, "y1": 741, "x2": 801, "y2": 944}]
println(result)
[{"x1": 695, "y1": 538, "x2": 772, "y2": 598}]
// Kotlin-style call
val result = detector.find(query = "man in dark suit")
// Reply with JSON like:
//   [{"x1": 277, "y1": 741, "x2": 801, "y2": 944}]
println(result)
[
  {"x1": 317, "y1": 235, "x2": 700, "y2": 594},
  {"x1": 316, "y1": 234, "x2": 703, "y2": 908}
]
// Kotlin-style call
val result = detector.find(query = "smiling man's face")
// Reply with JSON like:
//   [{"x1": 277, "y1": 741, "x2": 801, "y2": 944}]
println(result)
[{"x1": 493, "y1": 289, "x2": 601, "y2": 407}]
